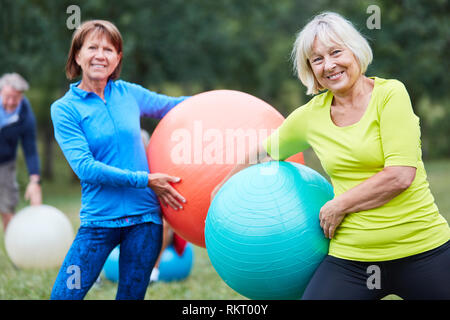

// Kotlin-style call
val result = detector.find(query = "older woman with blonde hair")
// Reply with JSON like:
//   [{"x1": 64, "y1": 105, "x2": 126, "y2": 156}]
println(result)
[
  {"x1": 50, "y1": 20, "x2": 189, "y2": 300},
  {"x1": 212, "y1": 12, "x2": 450, "y2": 299}
]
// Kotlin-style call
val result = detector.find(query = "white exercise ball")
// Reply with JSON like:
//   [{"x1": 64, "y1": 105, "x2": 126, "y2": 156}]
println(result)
[{"x1": 5, "y1": 205, "x2": 74, "y2": 269}]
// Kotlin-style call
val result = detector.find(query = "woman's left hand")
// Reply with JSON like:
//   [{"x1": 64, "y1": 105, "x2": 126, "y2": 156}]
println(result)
[{"x1": 319, "y1": 199, "x2": 346, "y2": 239}]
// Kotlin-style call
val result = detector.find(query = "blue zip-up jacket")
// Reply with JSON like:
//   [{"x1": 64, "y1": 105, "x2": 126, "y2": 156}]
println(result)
[
  {"x1": 0, "y1": 96, "x2": 40, "y2": 175},
  {"x1": 50, "y1": 79, "x2": 188, "y2": 224}
]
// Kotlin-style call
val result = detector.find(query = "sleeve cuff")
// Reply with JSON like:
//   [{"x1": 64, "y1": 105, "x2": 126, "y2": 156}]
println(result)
[
  {"x1": 384, "y1": 157, "x2": 418, "y2": 168},
  {"x1": 135, "y1": 171, "x2": 149, "y2": 188}
]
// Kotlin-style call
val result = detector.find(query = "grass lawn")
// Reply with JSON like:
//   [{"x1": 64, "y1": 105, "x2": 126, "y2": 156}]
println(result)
[{"x1": 0, "y1": 148, "x2": 449, "y2": 300}]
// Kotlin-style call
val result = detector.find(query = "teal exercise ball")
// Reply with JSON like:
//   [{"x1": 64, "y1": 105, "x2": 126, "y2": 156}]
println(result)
[
  {"x1": 159, "y1": 243, "x2": 194, "y2": 282},
  {"x1": 205, "y1": 161, "x2": 333, "y2": 300},
  {"x1": 103, "y1": 246, "x2": 120, "y2": 283}
]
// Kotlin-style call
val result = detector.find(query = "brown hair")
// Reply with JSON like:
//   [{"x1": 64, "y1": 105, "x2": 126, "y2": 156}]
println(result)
[{"x1": 65, "y1": 20, "x2": 123, "y2": 80}]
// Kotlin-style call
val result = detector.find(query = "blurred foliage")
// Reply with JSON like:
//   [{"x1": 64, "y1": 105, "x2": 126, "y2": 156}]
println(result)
[{"x1": 0, "y1": 0, "x2": 449, "y2": 178}]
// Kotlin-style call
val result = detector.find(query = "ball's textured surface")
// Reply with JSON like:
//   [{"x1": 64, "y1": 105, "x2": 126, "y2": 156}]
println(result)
[{"x1": 205, "y1": 161, "x2": 333, "y2": 299}]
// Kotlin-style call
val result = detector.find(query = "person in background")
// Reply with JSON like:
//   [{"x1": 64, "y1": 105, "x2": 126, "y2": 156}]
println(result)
[{"x1": 0, "y1": 73, "x2": 42, "y2": 231}]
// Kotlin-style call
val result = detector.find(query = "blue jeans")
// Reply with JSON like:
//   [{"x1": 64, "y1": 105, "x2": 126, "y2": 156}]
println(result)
[{"x1": 50, "y1": 222, "x2": 162, "y2": 300}]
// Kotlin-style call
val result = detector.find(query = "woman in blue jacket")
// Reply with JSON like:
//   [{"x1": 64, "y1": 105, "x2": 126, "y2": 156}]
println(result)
[{"x1": 50, "y1": 20, "x2": 188, "y2": 300}]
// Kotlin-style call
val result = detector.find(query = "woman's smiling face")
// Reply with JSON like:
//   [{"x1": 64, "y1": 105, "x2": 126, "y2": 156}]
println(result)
[
  {"x1": 75, "y1": 31, "x2": 122, "y2": 82},
  {"x1": 308, "y1": 37, "x2": 361, "y2": 95}
]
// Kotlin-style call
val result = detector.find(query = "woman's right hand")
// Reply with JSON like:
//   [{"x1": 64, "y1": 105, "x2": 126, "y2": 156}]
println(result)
[{"x1": 148, "y1": 173, "x2": 186, "y2": 210}]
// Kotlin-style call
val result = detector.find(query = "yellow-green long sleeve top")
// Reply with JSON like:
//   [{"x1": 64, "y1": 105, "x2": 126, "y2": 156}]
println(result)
[{"x1": 263, "y1": 77, "x2": 450, "y2": 261}]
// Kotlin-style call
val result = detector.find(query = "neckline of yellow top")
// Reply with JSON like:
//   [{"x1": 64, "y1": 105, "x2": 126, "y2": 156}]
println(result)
[{"x1": 326, "y1": 76, "x2": 377, "y2": 129}]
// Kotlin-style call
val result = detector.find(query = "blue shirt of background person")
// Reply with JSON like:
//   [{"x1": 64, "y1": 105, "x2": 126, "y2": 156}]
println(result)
[
  {"x1": 51, "y1": 79, "x2": 189, "y2": 226},
  {"x1": 0, "y1": 99, "x2": 21, "y2": 128}
]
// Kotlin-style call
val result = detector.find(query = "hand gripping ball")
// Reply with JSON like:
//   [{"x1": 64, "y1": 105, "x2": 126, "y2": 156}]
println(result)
[
  {"x1": 205, "y1": 161, "x2": 333, "y2": 300},
  {"x1": 147, "y1": 90, "x2": 304, "y2": 247},
  {"x1": 5, "y1": 205, "x2": 74, "y2": 269}
]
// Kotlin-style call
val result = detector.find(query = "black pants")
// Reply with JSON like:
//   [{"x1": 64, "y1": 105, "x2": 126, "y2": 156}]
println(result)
[{"x1": 302, "y1": 240, "x2": 450, "y2": 300}]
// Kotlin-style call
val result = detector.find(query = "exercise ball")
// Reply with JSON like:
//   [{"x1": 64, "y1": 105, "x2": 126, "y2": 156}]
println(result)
[
  {"x1": 205, "y1": 161, "x2": 333, "y2": 300},
  {"x1": 147, "y1": 90, "x2": 304, "y2": 247},
  {"x1": 102, "y1": 244, "x2": 194, "y2": 283},
  {"x1": 4, "y1": 205, "x2": 74, "y2": 269},
  {"x1": 159, "y1": 243, "x2": 194, "y2": 282},
  {"x1": 103, "y1": 246, "x2": 120, "y2": 283}
]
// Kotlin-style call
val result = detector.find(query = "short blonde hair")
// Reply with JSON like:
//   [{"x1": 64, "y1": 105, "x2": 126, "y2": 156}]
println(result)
[
  {"x1": 291, "y1": 12, "x2": 373, "y2": 95},
  {"x1": 65, "y1": 20, "x2": 123, "y2": 80}
]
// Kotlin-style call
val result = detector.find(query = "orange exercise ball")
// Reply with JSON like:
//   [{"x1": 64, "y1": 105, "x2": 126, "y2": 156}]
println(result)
[{"x1": 147, "y1": 90, "x2": 304, "y2": 247}]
